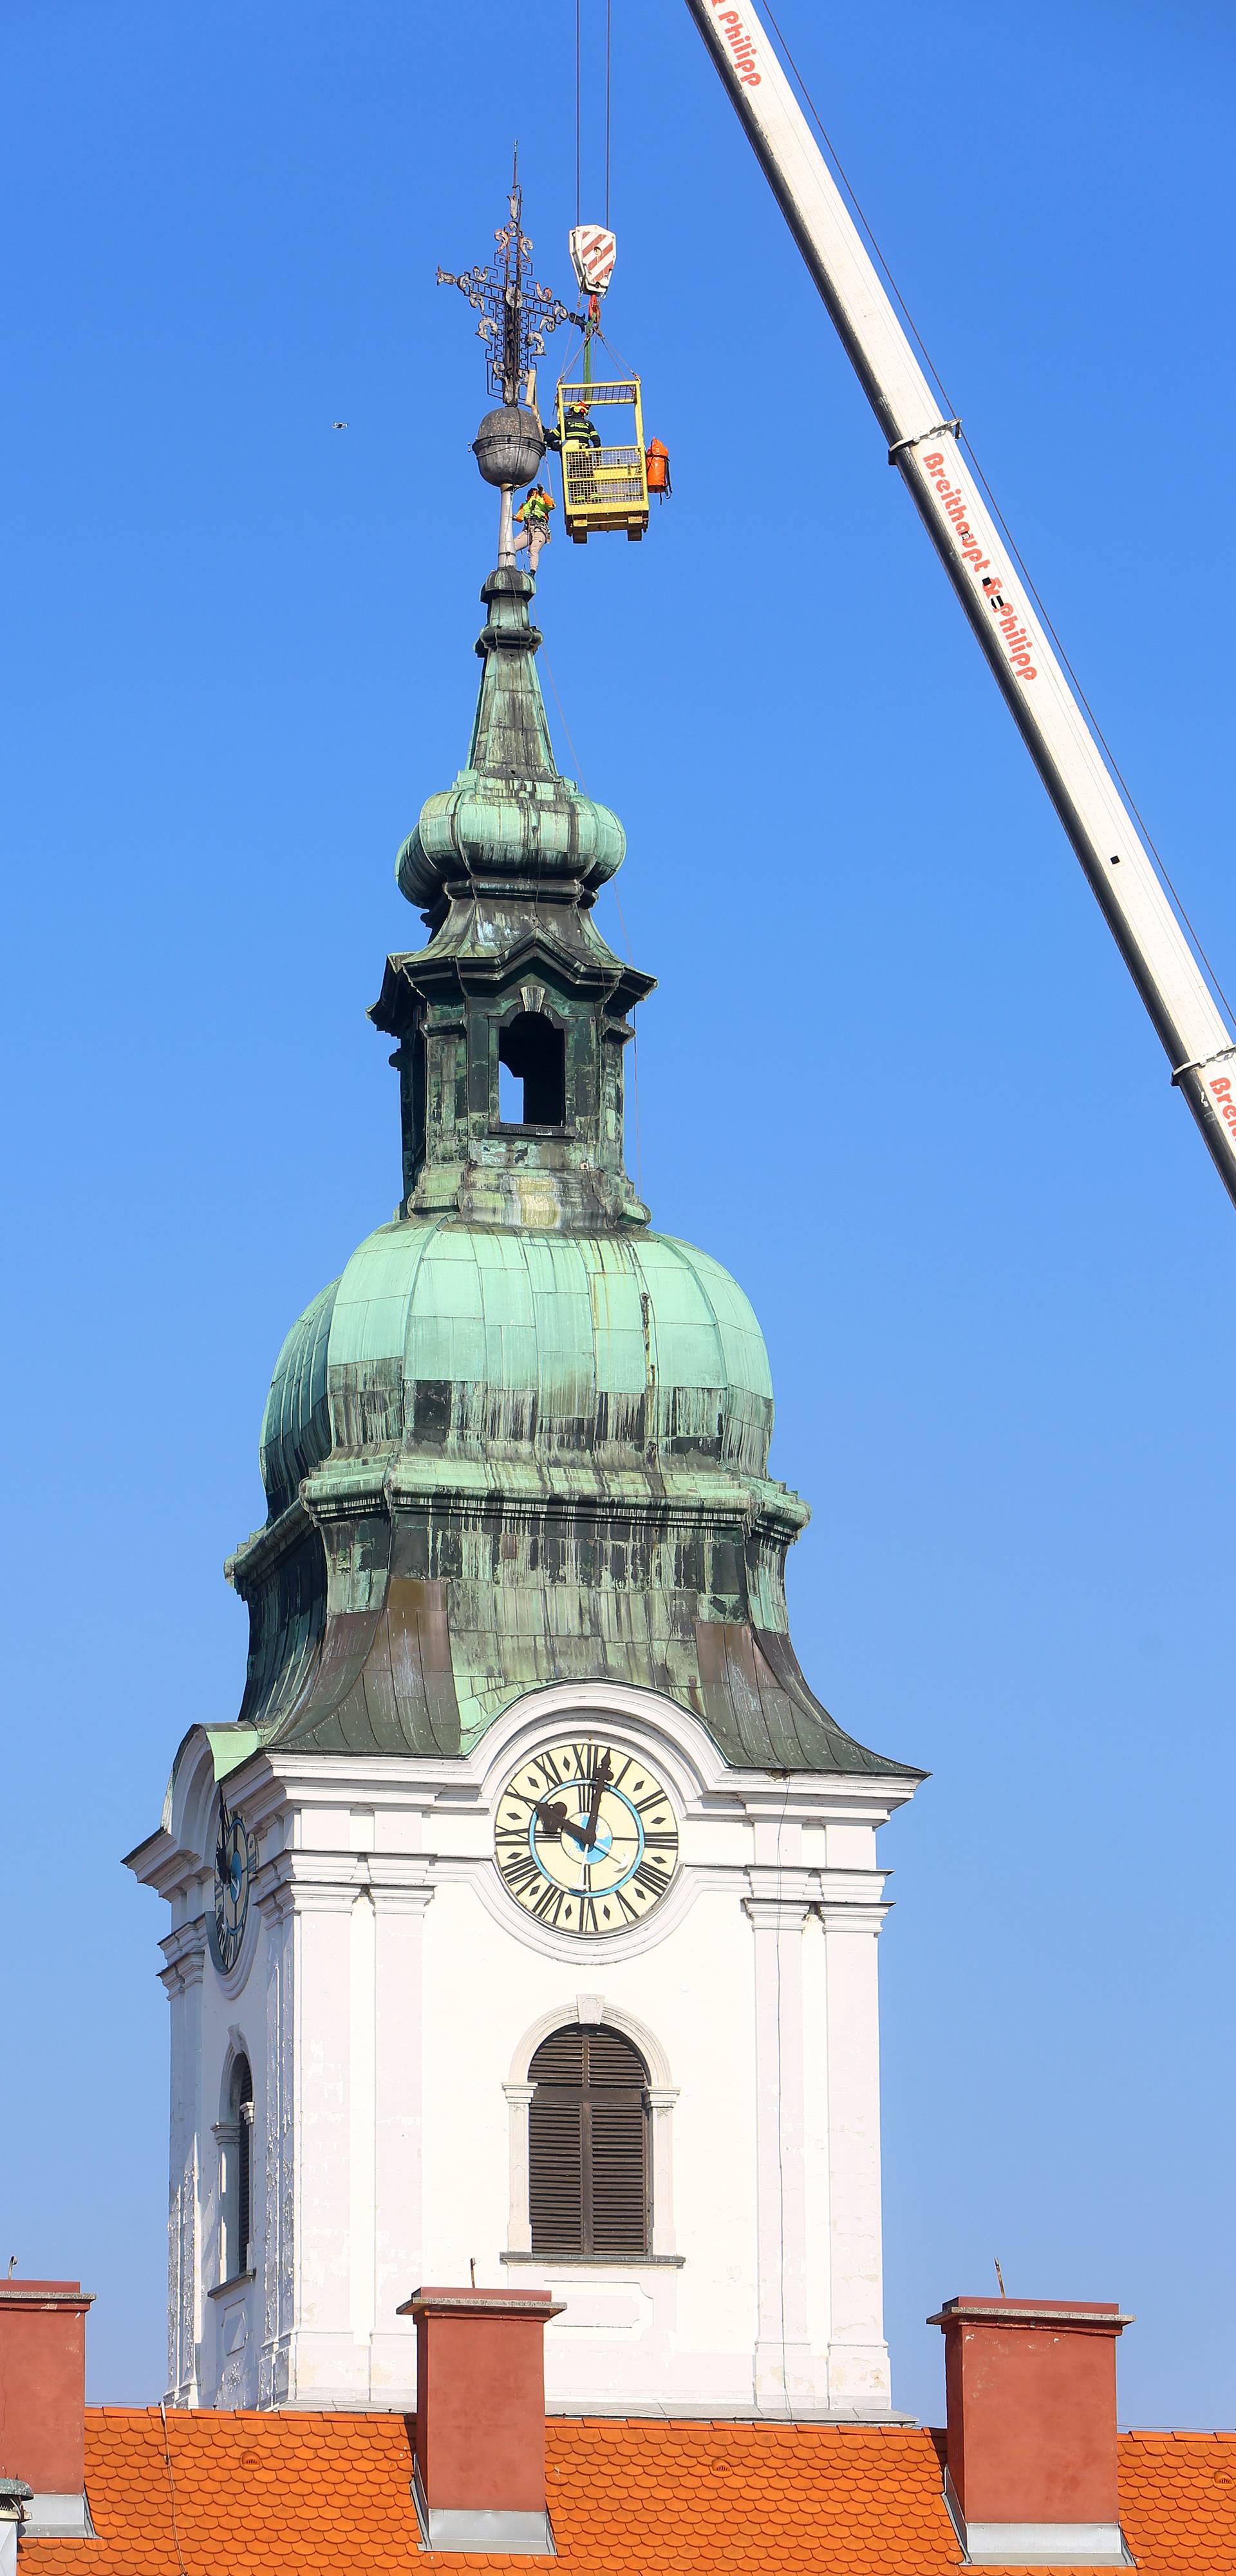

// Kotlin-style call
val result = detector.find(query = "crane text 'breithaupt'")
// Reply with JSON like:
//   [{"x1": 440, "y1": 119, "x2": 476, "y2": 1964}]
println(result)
[{"x1": 920, "y1": 452, "x2": 1038, "y2": 683}]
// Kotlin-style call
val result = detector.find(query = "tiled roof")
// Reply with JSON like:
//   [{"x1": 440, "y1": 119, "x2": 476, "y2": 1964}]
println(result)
[{"x1": 22, "y1": 2409, "x2": 1236, "y2": 2575}]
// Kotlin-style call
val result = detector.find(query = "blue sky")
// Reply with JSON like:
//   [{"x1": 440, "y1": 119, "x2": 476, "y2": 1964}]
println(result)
[{"x1": 3, "y1": 0, "x2": 1233, "y2": 2428}]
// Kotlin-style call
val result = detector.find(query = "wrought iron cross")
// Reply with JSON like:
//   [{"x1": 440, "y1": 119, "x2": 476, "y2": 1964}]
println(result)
[{"x1": 438, "y1": 155, "x2": 581, "y2": 406}]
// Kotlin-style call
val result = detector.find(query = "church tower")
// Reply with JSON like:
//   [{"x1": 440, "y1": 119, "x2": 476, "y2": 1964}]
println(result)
[{"x1": 128, "y1": 296, "x2": 921, "y2": 2418}]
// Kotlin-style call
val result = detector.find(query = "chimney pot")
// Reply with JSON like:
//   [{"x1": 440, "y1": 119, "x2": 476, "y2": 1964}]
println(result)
[
  {"x1": 395, "y1": 2284, "x2": 565, "y2": 2554},
  {"x1": 0, "y1": 2280, "x2": 95, "y2": 2539},
  {"x1": 928, "y1": 2294, "x2": 1133, "y2": 2567}
]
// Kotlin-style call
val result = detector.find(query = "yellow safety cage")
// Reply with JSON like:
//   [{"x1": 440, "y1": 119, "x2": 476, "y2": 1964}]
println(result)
[{"x1": 555, "y1": 375, "x2": 649, "y2": 542}]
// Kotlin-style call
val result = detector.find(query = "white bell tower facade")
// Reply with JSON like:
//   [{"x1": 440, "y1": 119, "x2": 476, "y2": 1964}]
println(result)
[{"x1": 132, "y1": 1680, "x2": 914, "y2": 2418}]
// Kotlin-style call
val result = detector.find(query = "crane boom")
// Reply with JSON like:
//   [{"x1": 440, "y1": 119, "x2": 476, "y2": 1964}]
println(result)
[{"x1": 684, "y1": 0, "x2": 1236, "y2": 1208}]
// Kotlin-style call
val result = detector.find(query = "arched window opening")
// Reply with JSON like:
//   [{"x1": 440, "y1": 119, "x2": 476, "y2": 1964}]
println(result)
[
  {"x1": 498, "y1": 1012, "x2": 566, "y2": 1128},
  {"x1": 528, "y1": 2024, "x2": 649, "y2": 2257},
  {"x1": 221, "y1": 2053, "x2": 254, "y2": 2282}
]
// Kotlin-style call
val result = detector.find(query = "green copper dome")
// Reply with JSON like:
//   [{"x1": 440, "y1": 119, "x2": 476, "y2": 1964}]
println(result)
[
  {"x1": 260, "y1": 1218, "x2": 774, "y2": 1519},
  {"x1": 224, "y1": 542, "x2": 919, "y2": 1783}
]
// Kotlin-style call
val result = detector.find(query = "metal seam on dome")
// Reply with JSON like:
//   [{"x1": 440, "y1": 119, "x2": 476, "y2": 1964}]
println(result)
[
  {"x1": 391, "y1": 1213, "x2": 452, "y2": 1386},
  {"x1": 653, "y1": 1235, "x2": 728, "y2": 1399}
]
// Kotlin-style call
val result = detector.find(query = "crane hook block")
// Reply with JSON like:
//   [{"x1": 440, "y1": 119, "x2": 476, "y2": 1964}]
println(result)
[{"x1": 568, "y1": 225, "x2": 617, "y2": 299}]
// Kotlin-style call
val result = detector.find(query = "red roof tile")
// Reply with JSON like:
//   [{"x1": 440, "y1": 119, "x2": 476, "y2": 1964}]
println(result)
[{"x1": 17, "y1": 2409, "x2": 1236, "y2": 2576}]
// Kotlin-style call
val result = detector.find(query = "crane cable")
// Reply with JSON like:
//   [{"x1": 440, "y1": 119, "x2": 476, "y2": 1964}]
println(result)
[
  {"x1": 760, "y1": 0, "x2": 1236, "y2": 1032},
  {"x1": 574, "y1": 0, "x2": 615, "y2": 230}
]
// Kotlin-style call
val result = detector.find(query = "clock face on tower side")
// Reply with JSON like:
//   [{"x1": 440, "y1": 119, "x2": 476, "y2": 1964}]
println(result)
[
  {"x1": 494, "y1": 1738, "x2": 680, "y2": 1937},
  {"x1": 210, "y1": 1796, "x2": 255, "y2": 1975}
]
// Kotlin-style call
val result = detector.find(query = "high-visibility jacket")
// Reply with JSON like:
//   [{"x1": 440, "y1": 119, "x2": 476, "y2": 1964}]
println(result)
[
  {"x1": 516, "y1": 488, "x2": 554, "y2": 525},
  {"x1": 563, "y1": 406, "x2": 601, "y2": 448}
]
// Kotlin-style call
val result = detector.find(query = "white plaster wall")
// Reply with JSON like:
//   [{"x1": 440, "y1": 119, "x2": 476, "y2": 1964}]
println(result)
[
  {"x1": 418, "y1": 1873, "x2": 761, "y2": 2407},
  {"x1": 137, "y1": 1684, "x2": 913, "y2": 2417}
]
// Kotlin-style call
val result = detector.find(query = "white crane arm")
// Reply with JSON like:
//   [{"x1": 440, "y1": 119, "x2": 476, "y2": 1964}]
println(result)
[{"x1": 684, "y1": 0, "x2": 1236, "y2": 1206}]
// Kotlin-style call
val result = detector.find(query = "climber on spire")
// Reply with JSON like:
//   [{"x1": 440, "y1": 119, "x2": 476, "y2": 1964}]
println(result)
[{"x1": 512, "y1": 482, "x2": 556, "y2": 575}]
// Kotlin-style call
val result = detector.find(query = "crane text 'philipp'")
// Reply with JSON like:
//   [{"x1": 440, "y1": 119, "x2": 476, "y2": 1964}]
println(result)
[{"x1": 709, "y1": 3, "x2": 763, "y2": 85}]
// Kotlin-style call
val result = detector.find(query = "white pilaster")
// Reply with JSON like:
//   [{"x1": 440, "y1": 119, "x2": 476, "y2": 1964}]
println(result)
[
  {"x1": 820, "y1": 1903, "x2": 890, "y2": 2406},
  {"x1": 743, "y1": 1884, "x2": 816, "y2": 2402},
  {"x1": 288, "y1": 1882, "x2": 364, "y2": 2402},
  {"x1": 647, "y1": 2085, "x2": 680, "y2": 2260},
  {"x1": 503, "y1": 2084, "x2": 536, "y2": 2256},
  {"x1": 349, "y1": 1892, "x2": 377, "y2": 2350},
  {"x1": 160, "y1": 1926, "x2": 206, "y2": 2406},
  {"x1": 369, "y1": 1884, "x2": 434, "y2": 2398},
  {"x1": 257, "y1": 1883, "x2": 294, "y2": 2405}
]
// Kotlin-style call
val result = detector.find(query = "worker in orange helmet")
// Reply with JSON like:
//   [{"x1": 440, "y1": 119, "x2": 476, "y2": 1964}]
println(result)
[
  {"x1": 563, "y1": 399, "x2": 601, "y2": 453},
  {"x1": 559, "y1": 399, "x2": 601, "y2": 507},
  {"x1": 512, "y1": 482, "x2": 556, "y2": 576}
]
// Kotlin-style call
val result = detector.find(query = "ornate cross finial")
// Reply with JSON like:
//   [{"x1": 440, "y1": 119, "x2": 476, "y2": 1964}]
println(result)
[{"x1": 438, "y1": 150, "x2": 581, "y2": 406}]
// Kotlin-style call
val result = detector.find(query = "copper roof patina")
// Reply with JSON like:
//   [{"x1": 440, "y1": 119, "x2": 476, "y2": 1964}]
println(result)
[{"x1": 220, "y1": 558, "x2": 920, "y2": 1782}]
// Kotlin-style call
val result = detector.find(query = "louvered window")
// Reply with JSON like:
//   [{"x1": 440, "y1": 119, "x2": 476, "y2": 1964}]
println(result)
[{"x1": 528, "y1": 2025, "x2": 650, "y2": 2257}]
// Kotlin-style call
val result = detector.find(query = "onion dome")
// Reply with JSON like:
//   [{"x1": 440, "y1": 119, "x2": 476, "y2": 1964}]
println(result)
[
  {"x1": 259, "y1": 1220, "x2": 775, "y2": 1520},
  {"x1": 397, "y1": 568, "x2": 624, "y2": 914}
]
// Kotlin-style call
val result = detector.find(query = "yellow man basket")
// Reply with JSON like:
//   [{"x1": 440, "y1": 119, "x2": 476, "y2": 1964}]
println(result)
[{"x1": 556, "y1": 376, "x2": 649, "y2": 542}]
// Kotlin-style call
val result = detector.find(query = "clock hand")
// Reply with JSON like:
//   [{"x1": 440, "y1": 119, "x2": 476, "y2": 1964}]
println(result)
[
  {"x1": 560, "y1": 1755, "x2": 617, "y2": 1855},
  {"x1": 579, "y1": 1752, "x2": 613, "y2": 1852},
  {"x1": 534, "y1": 1797, "x2": 570, "y2": 1839}
]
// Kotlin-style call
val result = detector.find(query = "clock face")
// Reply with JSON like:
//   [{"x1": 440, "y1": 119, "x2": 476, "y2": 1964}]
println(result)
[
  {"x1": 495, "y1": 1738, "x2": 680, "y2": 1937},
  {"x1": 211, "y1": 1797, "x2": 255, "y2": 1975}
]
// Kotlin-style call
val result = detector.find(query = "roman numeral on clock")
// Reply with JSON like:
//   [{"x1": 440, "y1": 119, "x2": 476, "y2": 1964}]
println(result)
[
  {"x1": 501, "y1": 1852, "x2": 541, "y2": 1895},
  {"x1": 529, "y1": 1882, "x2": 567, "y2": 1926}
]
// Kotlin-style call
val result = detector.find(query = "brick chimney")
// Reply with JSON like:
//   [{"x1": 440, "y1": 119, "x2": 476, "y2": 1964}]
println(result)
[
  {"x1": 395, "y1": 2286, "x2": 564, "y2": 2553},
  {"x1": 0, "y1": 2281, "x2": 95, "y2": 2539},
  {"x1": 928, "y1": 2295, "x2": 1132, "y2": 2567}
]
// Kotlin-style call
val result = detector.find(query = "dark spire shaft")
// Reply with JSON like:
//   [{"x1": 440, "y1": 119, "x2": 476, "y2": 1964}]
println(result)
[{"x1": 467, "y1": 570, "x2": 557, "y2": 783}]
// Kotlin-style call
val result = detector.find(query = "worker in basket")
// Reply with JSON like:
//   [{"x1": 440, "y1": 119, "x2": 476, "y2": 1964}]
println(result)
[
  {"x1": 561, "y1": 397, "x2": 602, "y2": 502},
  {"x1": 563, "y1": 399, "x2": 602, "y2": 450},
  {"x1": 512, "y1": 482, "x2": 555, "y2": 576}
]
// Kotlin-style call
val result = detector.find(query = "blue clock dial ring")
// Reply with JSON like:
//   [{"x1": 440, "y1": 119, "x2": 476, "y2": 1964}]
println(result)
[
  {"x1": 525, "y1": 1782, "x2": 642, "y2": 1885},
  {"x1": 494, "y1": 1738, "x2": 680, "y2": 1937}
]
